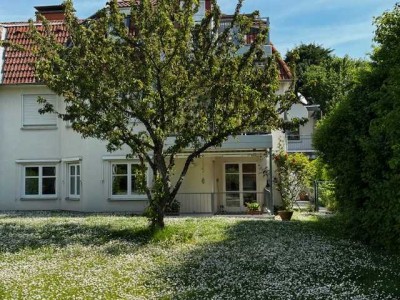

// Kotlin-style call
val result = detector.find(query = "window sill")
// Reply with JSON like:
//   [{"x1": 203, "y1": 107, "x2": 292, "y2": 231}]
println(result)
[
  {"x1": 20, "y1": 197, "x2": 58, "y2": 201},
  {"x1": 108, "y1": 197, "x2": 148, "y2": 202},
  {"x1": 65, "y1": 197, "x2": 80, "y2": 201},
  {"x1": 21, "y1": 126, "x2": 58, "y2": 131}
]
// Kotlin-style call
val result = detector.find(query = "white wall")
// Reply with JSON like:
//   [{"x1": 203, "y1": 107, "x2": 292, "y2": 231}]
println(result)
[
  {"x1": 0, "y1": 84, "x2": 285, "y2": 212},
  {"x1": 287, "y1": 103, "x2": 316, "y2": 137},
  {"x1": 0, "y1": 85, "x2": 149, "y2": 212}
]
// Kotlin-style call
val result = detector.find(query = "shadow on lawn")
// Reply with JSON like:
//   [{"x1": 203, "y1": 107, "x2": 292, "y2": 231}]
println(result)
[
  {"x1": 152, "y1": 218, "x2": 400, "y2": 299},
  {"x1": 0, "y1": 214, "x2": 399, "y2": 299},
  {"x1": 0, "y1": 219, "x2": 156, "y2": 253},
  {"x1": 0, "y1": 210, "x2": 137, "y2": 219}
]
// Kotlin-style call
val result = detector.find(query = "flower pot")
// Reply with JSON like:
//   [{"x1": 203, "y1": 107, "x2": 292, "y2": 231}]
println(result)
[
  {"x1": 299, "y1": 192, "x2": 309, "y2": 201},
  {"x1": 247, "y1": 210, "x2": 262, "y2": 215},
  {"x1": 278, "y1": 210, "x2": 293, "y2": 221}
]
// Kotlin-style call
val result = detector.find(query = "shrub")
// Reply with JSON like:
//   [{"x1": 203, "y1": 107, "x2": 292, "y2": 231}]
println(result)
[{"x1": 273, "y1": 150, "x2": 314, "y2": 211}]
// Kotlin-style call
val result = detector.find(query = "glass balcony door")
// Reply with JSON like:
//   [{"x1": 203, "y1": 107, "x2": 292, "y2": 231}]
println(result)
[{"x1": 224, "y1": 163, "x2": 257, "y2": 212}]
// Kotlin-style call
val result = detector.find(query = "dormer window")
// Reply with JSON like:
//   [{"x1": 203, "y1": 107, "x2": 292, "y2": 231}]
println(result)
[
  {"x1": 124, "y1": 16, "x2": 131, "y2": 29},
  {"x1": 194, "y1": 0, "x2": 206, "y2": 22}
]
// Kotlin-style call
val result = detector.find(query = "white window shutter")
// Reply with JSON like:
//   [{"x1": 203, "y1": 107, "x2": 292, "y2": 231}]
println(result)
[{"x1": 23, "y1": 95, "x2": 57, "y2": 126}]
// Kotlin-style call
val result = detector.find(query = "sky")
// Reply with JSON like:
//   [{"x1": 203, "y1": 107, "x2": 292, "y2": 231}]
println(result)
[{"x1": 0, "y1": 0, "x2": 397, "y2": 58}]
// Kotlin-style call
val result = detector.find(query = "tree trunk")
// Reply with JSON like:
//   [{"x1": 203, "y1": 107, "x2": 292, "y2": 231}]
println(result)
[
  {"x1": 149, "y1": 193, "x2": 172, "y2": 229},
  {"x1": 155, "y1": 206, "x2": 165, "y2": 228}
]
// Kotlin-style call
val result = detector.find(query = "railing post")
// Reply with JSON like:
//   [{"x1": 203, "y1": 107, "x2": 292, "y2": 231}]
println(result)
[
  {"x1": 211, "y1": 193, "x2": 215, "y2": 214},
  {"x1": 269, "y1": 147, "x2": 274, "y2": 213},
  {"x1": 314, "y1": 180, "x2": 319, "y2": 212}
]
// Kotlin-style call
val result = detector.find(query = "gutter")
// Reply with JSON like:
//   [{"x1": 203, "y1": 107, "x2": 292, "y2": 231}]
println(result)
[{"x1": 0, "y1": 26, "x2": 7, "y2": 84}]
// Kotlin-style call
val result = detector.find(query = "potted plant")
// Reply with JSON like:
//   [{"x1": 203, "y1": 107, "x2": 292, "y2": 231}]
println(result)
[
  {"x1": 299, "y1": 190, "x2": 310, "y2": 201},
  {"x1": 246, "y1": 202, "x2": 261, "y2": 215},
  {"x1": 273, "y1": 150, "x2": 313, "y2": 221}
]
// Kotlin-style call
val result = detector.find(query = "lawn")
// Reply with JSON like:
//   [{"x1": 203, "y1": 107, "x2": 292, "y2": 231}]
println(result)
[{"x1": 0, "y1": 212, "x2": 399, "y2": 300}]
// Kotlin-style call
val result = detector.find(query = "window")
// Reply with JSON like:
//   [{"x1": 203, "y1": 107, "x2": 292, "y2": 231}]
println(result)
[
  {"x1": 24, "y1": 166, "x2": 57, "y2": 197},
  {"x1": 124, "y1": 16, "x2": 131, "y2": 29},
  {"x1": 111, "y1": 163, "x2": 144, "y2": 198},
  {"x1": 224, "y1": 163, "x2": 257, "y2": 211},
  {"x1": 193, "y1": 0, "x2": 206, "y2": 22},
  {"x1": 287, "y1": 125, "x2": 300, "y2": 140},
  {"x1": 22, "y1": 94, "x2": 57, "y2": 127},
  {"x1": 68, "y1": 164, "x2": 81, "y2": 199}
]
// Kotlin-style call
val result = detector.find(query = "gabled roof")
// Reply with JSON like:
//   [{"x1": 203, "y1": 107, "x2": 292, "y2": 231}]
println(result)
[
  {"x1": 116, "y1": 1, "x2": 133, "y2": 8},
  {"x1": 0, "y1": 21, "x2": 67, "y2": 85},
  {"x1": 116, "y1": 0, "x2": 158, "y2": 8},
  {"x1": 272, "y1": 45, "x2": 292, "y2": 80},
  {"x1": 0, "y1": 2, "x2": 292, "y2": 85}
]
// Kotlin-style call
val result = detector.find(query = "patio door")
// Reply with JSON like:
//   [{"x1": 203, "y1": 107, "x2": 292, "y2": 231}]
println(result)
[{"x1": 224, "y1": 163, "x2": 257, "y2": 212}]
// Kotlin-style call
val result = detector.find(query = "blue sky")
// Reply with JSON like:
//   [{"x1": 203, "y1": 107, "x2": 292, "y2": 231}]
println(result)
[{"x1": 0, "y1": 0, "x2": 397, "y2": 58}]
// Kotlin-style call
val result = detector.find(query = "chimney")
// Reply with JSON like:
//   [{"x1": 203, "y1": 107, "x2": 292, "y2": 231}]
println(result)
[
  {"x1": 35, "y1": 4, "x2": 66, "y2": 22},
  {"x1": 205, "y1": 0, "x2": 212, "y2": 12}
]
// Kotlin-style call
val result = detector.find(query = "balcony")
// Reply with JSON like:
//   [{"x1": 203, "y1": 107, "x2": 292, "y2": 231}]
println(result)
[
  {"x1": 287, "y1": 135, "x2": 315, "y2": 153},
  {"x1": 166, "y1": 134, "x2": 273, "y2": 153},
  {"x1": 175, "y1": 191, "x2": 273, "y2": 214},
  {"x1": 218, "y1": 17, "x2": 272, "y2": 57}
]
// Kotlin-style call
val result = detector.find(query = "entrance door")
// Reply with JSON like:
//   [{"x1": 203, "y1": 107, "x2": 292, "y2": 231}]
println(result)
[{"x1": 224, "y1": 163, "x2": 257, "y2": 212}]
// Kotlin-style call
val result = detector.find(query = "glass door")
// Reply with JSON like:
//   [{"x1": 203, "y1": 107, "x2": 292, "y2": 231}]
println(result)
[
  {"x1": 224, "y1": 163, "x2": 257, "y2": 212},
  {"x1": 242, "y1": 163, "x2": 257, "y2": 206},
  {"x1": 225, "y1": 164, "x2": 241, "y2": 211}
]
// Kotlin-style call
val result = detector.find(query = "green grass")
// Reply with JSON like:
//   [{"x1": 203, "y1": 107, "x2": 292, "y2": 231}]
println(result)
[{"x1": 0, "y1": 211, "x2": 399, "y2": 299}]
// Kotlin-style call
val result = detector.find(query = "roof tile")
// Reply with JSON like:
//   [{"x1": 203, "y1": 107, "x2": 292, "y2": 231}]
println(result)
[
  {"x1": 0, "y1": 10, "x2": 291, "y2": 85},
  {"x1": 1, "y1": 22, "x2": 68, "y2": 85}
]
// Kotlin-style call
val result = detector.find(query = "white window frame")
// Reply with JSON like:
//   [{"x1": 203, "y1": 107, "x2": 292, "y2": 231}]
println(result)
[
  {"x1": 110, "y1": 162, "x2": 147, "y2": 200},
  {"x1": 68, "y1": 163, "x2": 81, "y2": 200},
  {"x1": 22, "y1": 165, "x2": 58, "y2": 199},
  {"x1": 21, "y1": 94, "x2": 58, "y2": 128},
  {"x1": 194, "y1": 0, "x2": 206, "y2": 22},
  {"x1": 223, "y1": 162, "x2": 258, "y2": 211}
]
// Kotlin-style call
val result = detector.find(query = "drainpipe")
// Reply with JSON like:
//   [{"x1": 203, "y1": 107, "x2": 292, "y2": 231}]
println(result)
[{"x1": 269, "y1": 147, "x2": 274, "y2": 213}]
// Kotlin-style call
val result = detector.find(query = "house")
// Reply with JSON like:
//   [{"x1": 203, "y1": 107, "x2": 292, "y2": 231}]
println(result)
[
  {"x1": 285, "y1": 94, "x2": 320, "y2": 158},
  {"x1": 0, "y1": 1, "x2": 295, "y2": 215}
]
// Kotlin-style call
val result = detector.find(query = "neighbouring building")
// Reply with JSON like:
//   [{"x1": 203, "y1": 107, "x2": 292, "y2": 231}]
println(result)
[
  {"x1": 0, "y1": 1, "x2": 298, "y2": 214},
  {"x1": 285, "y1": 93, "x2": 320, "y2": 158}
]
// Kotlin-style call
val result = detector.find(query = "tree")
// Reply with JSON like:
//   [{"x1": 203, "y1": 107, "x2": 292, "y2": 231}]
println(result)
[
  {"x1": 28, "y1": 0, "x2": 295, "y2": 228},
  {"x1": 314, "y1": 4, "x2": 400, "y2": 251},
  {"x1": 285, "y1": 43, "x2": 333, "y2": 94},
  {"x1": 301, "y1": 56, "x2": 366, "y2": 114},
  {"x1": 285, "y1": 43, "x2": 366, "y2": 115},
  {"x1": 285, "y1": 43, "x2": 333, "y2": 80}
]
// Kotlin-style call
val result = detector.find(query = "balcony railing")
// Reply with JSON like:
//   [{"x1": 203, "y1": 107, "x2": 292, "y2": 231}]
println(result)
[
  {"x1": 218, "y1": 17, "x2": 270, "y2": 45},
  {"x1": 287, "y1": 135, "x2": 315, "y2": 152},
  {"x1": 175, "y1": 193, "x2": 214, "y2": 214},
  {"x1": 175, "y1": 190, "x2": 273, "y2": 214},
  {"x1": 217, "y1": 17, "x2": 272, "y2": 57}
]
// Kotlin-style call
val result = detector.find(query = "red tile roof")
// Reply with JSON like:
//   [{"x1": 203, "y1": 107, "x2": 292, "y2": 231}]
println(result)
[
  {"x1": 272, "y1": 45, "x2": 292, "y2": 80},
  {"x1": 116, "y1": 0, "x2": 158, "y2": 8},
  {"x1": 116, "y1": 1, "x2": 132, "y2": 8},
  {"x1": 0, "y1": 12, "x2": 291, "y2": 85},
  {"x1": 1, "y1": 22, "x2": 68, "y2": 85}
]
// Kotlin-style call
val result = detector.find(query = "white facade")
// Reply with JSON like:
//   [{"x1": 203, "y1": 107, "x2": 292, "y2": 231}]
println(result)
[
  {"x1": 0, "y1": 2, "x2": 294, "y2": 214},
  {"x1": 286, "y1": 102, "x2": 319, "y2": 155},
  {"x1": 0, "y1": 84, "x2": 291, "y2": 214}
]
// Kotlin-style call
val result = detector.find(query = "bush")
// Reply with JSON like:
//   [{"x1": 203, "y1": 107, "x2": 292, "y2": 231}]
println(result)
[
  {"x1": 273, "y1": 150, "x2": 314, "y2": 211},
  {"x1": 319, "y1": 185, "x2": 337, "y2": 212},
  {"x1": 313, "y1": 4, "x2": 400, "y2": 252}
]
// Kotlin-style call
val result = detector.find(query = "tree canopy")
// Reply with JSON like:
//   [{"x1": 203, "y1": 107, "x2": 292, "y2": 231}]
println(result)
[
  {"x1": 286, "y1": 43, "x2": 366, "y2": 115},
  {"x1": 28, "y1": 0, "x2": 295, "y2": 227},
  {"x1": 314, "y1": 3, "x2": 400, "y2": 251}
]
